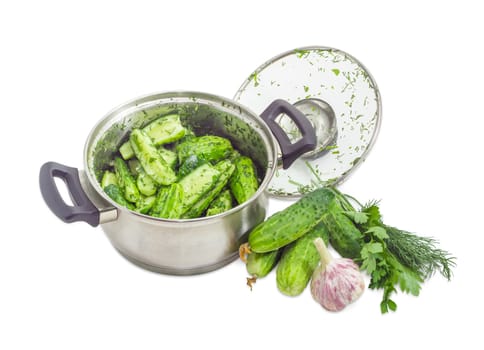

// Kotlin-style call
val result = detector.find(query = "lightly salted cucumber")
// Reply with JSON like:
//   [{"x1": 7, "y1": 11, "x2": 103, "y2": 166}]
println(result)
[{"x1": 247, "y1": 188, "x2": 336, "y2": 253}]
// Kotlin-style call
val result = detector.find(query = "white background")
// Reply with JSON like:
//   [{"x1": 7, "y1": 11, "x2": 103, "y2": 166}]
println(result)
[{"x1": 1, "y1": 1, "x2": 482, "y2": 349}]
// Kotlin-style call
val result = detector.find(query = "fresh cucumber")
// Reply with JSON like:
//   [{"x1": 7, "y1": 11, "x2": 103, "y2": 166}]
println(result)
[
  {"x1": 129, "y1": 129, "x2": 177, "y2": 186},
  {"x1": 276, "y1": 222, "x2": 330, "y2": 296},
  {"x1": 248, "y1": 188, "x2": 336, "y2": 253},
  {"x1": 321, "y1": 201, "x2": 363, "y2": 259},
  {"x1": 229, "y1": 156, "x2": 259, "y2": 204},
  {"x1": 246, "y1": 249, "x2": 281, "y2": 278}
]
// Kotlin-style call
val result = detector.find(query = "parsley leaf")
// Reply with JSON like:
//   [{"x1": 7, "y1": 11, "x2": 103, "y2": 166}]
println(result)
[
  {"x1": 398, "y1": 268, "x2": 422, "y2": 296},
  {"x1": 343, "y1": 211, "x2": 368, "y2": 224},
  {"x1": 366, "y1": 226, "x2": 389, "y2": 240}
]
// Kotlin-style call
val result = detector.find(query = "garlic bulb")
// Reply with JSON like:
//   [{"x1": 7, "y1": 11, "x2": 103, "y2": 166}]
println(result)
[{"x1": 310, "y1": 237, "x2": 365, "y2": 311}]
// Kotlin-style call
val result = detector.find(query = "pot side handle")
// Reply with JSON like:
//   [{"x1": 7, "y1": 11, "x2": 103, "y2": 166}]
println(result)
[
  {"x1": 39, "y1": 162, "x2": 100, "y2": 227},
  {"x1": 260, "y1": 99, "x2": 317, "y2": 169}
]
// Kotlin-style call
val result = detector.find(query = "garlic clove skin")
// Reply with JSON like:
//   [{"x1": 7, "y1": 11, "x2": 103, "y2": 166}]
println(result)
[
  {"x1": 310, "y1": 237, "x2": 365, "y2": 312},
  {"x1": 311, "y1": 258, "x2": 365, "y2": 312}
]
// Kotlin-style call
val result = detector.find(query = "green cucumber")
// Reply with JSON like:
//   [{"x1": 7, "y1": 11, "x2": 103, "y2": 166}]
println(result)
[
  {"x1": 128, "y1": 159, "x2": 142, "y2": 177},
  {"x1": 143, "y1": 114, "x2": 186, "y2": 146},
  {"x1": 177, "y1": 154, "x2": 208, "y2": 179},
  {"x1": 151, "y1": 183, "x2": 184, "y2": 219},
  {"x1": 248, "y1": 188, "x2": 336, "y2": 253},
  {"x1": 158, "y1": 146, "x2": 177, "y2": 168},
  {"x1": 136, "y1": 170, "x2": 158, "y2": 197},
  {"x1": 101, "y1": 170, "x2": 118, "y2": 189},
  {"x1": 229, "y1": 156, "x2": 259, "y2": 204},
  {"x1": 136, "y1": 195, "x2": 156, "y2": 214},
  {"x1": 104, "y1": 184, "x2": 135, "y2": 210},
  {"x1": 206, "y1": 189, "x2": 233, "y2": 216},
  {"x1": 246, "y1": 249, "x2": 281, "y2": 278},
  {"x1": 113, "y1": 157, "x2": 140, "y2": 203},
  {"x1": 150, "y1": 186, "x2": 168, "y2": 217},
  {"x1": 322, "y1": 202, "x2": 362, "y2": 259},
  {"x1": 182, "y1": 160, "x2": 235, "y2": 219},
  {"x1": 129, "y1": 129, "x2": 177, "y2": 185},
  {"x1": 178, "y1": 163, "x2": 220, "y2": 214},
  {"x1": 176, "y1": 135, "x2": 233, "y2": 164},
  {"x1": 276, "y1": 222, "x2": 330, "y2": 296},
  {"x1": 122, "y1": 143, "x2": 177, "y2": 168},
  {"x1": 119, "y1": 141, "x2": 135, "y2": 160}
]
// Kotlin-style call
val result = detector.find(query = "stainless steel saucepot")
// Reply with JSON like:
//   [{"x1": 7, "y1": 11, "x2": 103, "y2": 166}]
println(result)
[{"x1": 39, "y1": 91, "x2": 316, "y2": 275}]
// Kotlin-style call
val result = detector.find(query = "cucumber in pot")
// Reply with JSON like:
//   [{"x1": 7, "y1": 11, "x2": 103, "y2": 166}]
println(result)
[
  {"x1": 246, "y1": 249, "x2": 281, "y2": 279},
  {"x1": 136, "y1": 195, "x2": 156, "y2": 214},
  {"x1": 229, "y1": 156, "x2": 259, "y2": 204},
  {"x1": 119, "y1": 141, "x2": 135, "y2": 160},
  {"x1": 177, "y1": 163, "x2": 220, "y2": 215},
  {"x1": 150, "y1": 186, "x2": 168, "y2": 217},
  {"x1": 143, "y1": 114, "x2": 186, "y2": 146},
  {"x1": 276, "y1": 222, "x2": 330, "y2": 296},
  {"x1": 248, "y1": 188, "x2": 336, "y2": 253},
  {"x1": 158, "y1": 146, "x2": 178, "y2": 169},
  {"x1": 129, "y1": 129, "x2": 177, "y2": 185},
  {"x1": 128, "y1": 159, "x2": 142, "y2": 177},
  {"x1": 104, "y1": 184, "x2": 135, "y2": 210},
  {"x1": 182, "y1": 160, "x2": 235, "y2": 219},
  {"x1": 113, "y1": 156, "x2": 140, "y2": 203},
  {"x1": 127, "y1": 152, "x2": 157, "y2": 196},
  {"x1": 136, "y1": 170, "x2": 158, "y2": 197},
  {"x1": 151, "y1": 183, "x2": 184, "y2": 219},
  {"x1": 101, "y1": 170, "x2": 118, "y2": 189},
  {"x1": 176, "y1": 135, "x2": 233, "y2": 164},
  {"x1": 120, "y1": 141, "x2": 177, "y2": 168},
  {"x1": 206, "y1": 189, "x2": 233, "y2": 216},
  {"x1": 228, "y1": 150, "x2": 241, "y2": 161},
  {"x1": 177, "y1": 154, "x2": 208, "y2": 179}
]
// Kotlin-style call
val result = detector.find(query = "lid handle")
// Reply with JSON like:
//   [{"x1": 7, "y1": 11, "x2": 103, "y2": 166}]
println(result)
[{"x1": 260, "y1": 99, "x2": 317, "y2": 169}]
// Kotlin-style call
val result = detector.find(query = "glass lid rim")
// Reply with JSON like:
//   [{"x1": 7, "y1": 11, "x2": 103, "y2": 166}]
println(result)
[{"x1": 233, "y1": 45, "x2": 383, "y2": 198}]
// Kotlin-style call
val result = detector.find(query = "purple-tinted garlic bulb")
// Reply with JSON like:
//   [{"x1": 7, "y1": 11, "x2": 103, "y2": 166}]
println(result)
[{"x1": 310, "y1": 237, "x2": 365, "y2": 312}]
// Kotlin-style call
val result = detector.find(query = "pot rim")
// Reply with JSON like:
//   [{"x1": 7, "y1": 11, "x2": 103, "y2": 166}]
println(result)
[{"x1": 82, "y1": 90, "x2": 279, "y2": 224}]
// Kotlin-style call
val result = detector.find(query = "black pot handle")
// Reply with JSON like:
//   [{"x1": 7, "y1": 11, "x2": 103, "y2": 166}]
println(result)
[
  {"x1": 260, "y1": 99, "x2": 317, "y2": 169},
  {"x1": 39, "y1": 162, "x2": 100, "y2": 227}
]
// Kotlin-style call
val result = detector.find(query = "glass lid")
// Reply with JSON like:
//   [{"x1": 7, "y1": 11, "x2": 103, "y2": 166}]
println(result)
[{"x1": 234, "y1": 46, "x2": 382, "y2": 197}]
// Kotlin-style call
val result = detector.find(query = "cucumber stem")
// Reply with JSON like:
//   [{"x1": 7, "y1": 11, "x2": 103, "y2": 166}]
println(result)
[
  {"x1": 246, "y1": 276, "x2": 257, "y2": 291},
  {"x1": 328, "y1": 187, "x2": 359, "y2": 211},
  {"x1": 313, "y1": 237, "x2": 333, "y2": 267},
  {"x1": 239, "y1": 243, "x2": 251, "y2": 263}
]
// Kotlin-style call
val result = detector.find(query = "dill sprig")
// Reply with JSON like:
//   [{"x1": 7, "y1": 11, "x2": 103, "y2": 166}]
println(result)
[{"x1": 383, "y1": 225, "x2": 456, "y2": 281}]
